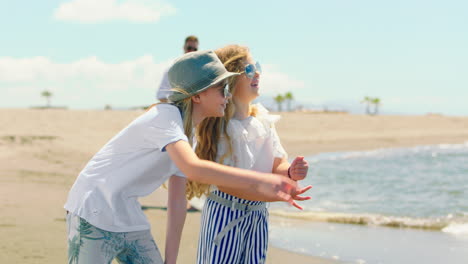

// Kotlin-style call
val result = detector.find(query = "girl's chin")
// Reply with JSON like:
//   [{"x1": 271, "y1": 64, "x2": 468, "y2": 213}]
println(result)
[
  {"x1": 217, "y1": 109, "x2": 226, "y2": 116},
  {"x1": 249, "y1": 92, "x2": 260, "y2": 99}
]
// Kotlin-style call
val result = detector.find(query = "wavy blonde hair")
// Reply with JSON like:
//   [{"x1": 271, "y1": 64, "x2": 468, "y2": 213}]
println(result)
[{"x1": 185, "y1": 44, "x2": 258, "y2": 199}]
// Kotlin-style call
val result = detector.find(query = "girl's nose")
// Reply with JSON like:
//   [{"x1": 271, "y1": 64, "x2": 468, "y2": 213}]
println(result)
[{"x1": 254, "y1": 70, "x2": 260, "y2": 78}]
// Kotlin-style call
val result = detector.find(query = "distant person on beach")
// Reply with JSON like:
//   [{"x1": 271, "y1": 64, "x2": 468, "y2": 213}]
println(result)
[
  {"x1": 156, "y1": 35, "x2": 199, "y2": 103},
  {"x1": 64, "y1": 50, "x2": 310, "y2": 264},
  {"x1": 187, "y1": 45, "x2": 311, "y2": 263}
]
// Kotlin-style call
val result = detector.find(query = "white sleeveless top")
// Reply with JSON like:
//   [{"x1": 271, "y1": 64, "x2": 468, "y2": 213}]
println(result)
[{"x1": 218, "y1": 103, "x2": 287, "y2": 172}]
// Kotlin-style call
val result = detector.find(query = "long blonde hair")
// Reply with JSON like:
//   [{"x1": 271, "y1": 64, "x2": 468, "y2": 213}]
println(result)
[
  {"x1": 171, "y1": 89, "x2": 195, "y2": 145},
  {"x1": 185, "y1": 44, "x2": 258, "y2": 199}
]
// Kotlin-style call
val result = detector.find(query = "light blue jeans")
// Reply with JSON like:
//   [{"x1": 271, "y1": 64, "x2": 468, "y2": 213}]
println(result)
[{"x1": 66, "y1": 213, "x2": 163, "y2": 264}]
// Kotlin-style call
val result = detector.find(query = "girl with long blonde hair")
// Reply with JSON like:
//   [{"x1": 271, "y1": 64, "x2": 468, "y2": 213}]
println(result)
[{"x1": 193, "y1": 45, "x2": 311, "y2": 263}]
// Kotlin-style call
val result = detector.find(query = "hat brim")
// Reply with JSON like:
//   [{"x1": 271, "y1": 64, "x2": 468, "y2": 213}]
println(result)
[{"x1": 169, "y1": 71, "x2": 240, "y2": 102}]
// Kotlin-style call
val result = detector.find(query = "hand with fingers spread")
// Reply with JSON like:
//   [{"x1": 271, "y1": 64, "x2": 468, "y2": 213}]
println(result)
[
  {"x1": 290, "y1": 185, "x2": 312, "y2": 210},
  {"x1": 288, "y1": 156, "x2": 309, "y2": 181},
  {"x1": 256, "y1": 173, "x2": 299, "y2": 204}
]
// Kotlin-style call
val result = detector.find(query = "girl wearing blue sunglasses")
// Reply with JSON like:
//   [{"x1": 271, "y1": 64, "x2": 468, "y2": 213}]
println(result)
[{"x1": 186, "y1": 45, "x2": 311, "y2": 263}]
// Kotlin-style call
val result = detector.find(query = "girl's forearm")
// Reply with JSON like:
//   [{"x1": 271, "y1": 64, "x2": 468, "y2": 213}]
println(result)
[
  {"x1": 217, "y1": 185, "x2": 265, "y2": 201},
  {"x1": 273, "y1": 157, "x2": 290, "y2": 177},
  {"x1": 167, "y1": 141, "x2": 265, "y2": 191},
  {"x1": 166, "y1": 140, "x2": 298, "y2": 203},
  {"x1": 219, "y1": 158, "x2": 290, "y2": 200},
  {"x1": 165, "y1": 176, "x2": 187, "y2": 264}
]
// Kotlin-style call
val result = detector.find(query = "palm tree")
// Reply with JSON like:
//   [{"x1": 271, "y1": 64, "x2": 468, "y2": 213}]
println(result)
[
  {"x1": 284, "y1": 92, "x2": 293, "y2": 111},
  {"x1": 361, "y1": 96, "x2": 371, "y2": 115},
  {"x1": 274, "y1": 94, "x2": 285, "y2": 112},
  {"x1": 41, "y1": 90, "x2": 52, "y2": 108},
  {"x1": 361, "y1": 96, "x2": 381, "y2": 115},
  {"x1": 371, "y1": 97, "x2": 381, "y2": 115}
]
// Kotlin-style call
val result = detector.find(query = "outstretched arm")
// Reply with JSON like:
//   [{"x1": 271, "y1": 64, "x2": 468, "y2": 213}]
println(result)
[
  {"x1": 218, "y1": 184, "x2": 312, "y2": 210},
  {"x1": 165, "y1": 140, "x2": 301, "y2": 204}
]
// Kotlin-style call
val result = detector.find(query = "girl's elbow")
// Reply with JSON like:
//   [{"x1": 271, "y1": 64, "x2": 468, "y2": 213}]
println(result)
[
  {"x1": 185, "y1": 172, "x2": 199, "y2": 181},
  {"x1": 181, "y1": 164, "x2": 203, "y2": 182},
  {"x1": 185, "y1": 168, "x2": 212, "y2": 185}
]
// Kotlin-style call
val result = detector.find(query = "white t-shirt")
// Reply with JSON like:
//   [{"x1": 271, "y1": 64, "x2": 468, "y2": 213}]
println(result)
[
  {"x1": 64, "y1": 104, "x2": 188, "y2": 232},
  {"x1": 156, "y1": 69, "x2": 172, "y2": 101}
]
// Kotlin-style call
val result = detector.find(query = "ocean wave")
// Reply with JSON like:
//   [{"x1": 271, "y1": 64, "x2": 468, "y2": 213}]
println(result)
[
  {"x1": 307, "y1": 142, "x2": 468, "y2": 162},
  {"x1": 442, "y1": 223, "x2": 468, "y2": 236},
  {"x1": 269, "y1": 210, "x2": 467, "y2": 231}
]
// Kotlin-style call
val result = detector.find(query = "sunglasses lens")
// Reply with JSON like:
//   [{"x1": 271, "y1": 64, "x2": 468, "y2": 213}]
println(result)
[
  {"x1": 255, "y1": 62, "x2": 262, "y2": 74},
  {"x1": 245, "y1": 64, "x2": 255, "y2": 79},
  {"x1": 224, "y1": 84, "x2": 230, "y2": 97}
]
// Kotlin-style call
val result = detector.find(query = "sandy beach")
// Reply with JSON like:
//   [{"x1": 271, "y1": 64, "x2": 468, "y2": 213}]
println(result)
[{"x1": 1, "y1": 108, "x2": 468, "y2": 263}]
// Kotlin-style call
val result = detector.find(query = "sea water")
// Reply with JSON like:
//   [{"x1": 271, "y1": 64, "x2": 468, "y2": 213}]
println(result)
[{"x1": 269, "y1": 143, "x2": 468, "y2": 264}]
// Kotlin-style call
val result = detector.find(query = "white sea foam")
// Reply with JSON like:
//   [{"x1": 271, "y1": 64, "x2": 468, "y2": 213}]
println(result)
[
  {"x1": 270, "y1": 210, "x2": 461, "y2": 231},
  {"x1": 442, "y1": 223, "x2": 468, "y2": 236}
]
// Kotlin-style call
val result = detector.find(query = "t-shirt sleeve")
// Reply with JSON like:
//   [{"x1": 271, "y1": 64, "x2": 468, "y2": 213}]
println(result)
[
  {"x1": 172, "y1": 169, "x2": 187, "y2": 178},
  {"x1": 145, "y1": 105, "x2": 189, "y2": 152}
]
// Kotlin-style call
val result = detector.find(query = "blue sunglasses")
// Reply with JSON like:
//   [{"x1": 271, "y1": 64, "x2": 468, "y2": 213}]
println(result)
[
  {"x1": 222, "y1": 83, "x2": 231, "y2": 98},
  {"x1": 244, "y1": 62, "x2": 262, "y2": 79},
  {"x1": 213, "y1": 82, "x2": 232, "y2": 98}
]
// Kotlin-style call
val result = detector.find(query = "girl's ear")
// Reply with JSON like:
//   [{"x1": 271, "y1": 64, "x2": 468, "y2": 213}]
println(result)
[{"x1": 192, "y1": 94, "x2": 202, "y2": 104}]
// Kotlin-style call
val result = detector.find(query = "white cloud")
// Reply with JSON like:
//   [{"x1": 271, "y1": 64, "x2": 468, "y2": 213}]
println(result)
[
  {"x1": 0, "y1": 57, "x2": 307, "y2": 109},
  {"x1": 0, "y1": 55, "x2": 172, "y2": 108},
  {"x1": 259, "y1": 64, "x2": 306, "y2": 95},
  {"x1": 54, "y1": 0, "x2": 177, "y2": 23}
]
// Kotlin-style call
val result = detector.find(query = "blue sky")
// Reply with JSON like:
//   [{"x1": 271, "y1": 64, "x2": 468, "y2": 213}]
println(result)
[{"x1": 1, "y1": 0, "x2": 467, "y2": 115}]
